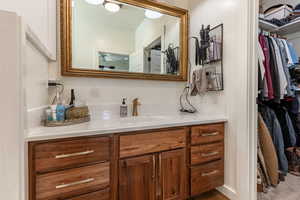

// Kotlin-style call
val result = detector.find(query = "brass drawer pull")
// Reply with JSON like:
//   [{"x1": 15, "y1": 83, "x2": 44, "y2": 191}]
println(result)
[
  {"x1": 201, "y1": 170, "x2": 219, "y2": 177},
  {"x1": 201, "y1": 132, "x2": 219, "y2": 137},
  {"x1": 201, "y1": 152, "x2": 219, "y2": 157},
  {"x1": 55, "y1": 150, "x2": 95, "y2": 159},
  {"x1": 152, "y1": 156, "x2": 156, "y2": 179},
  {"x1": 55, "y1": 178, "x2": 95, "y2": 189}
]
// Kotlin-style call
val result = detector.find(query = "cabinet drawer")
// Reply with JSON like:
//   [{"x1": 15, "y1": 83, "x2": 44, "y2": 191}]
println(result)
[
  {"x1": 191, "y1": 142, "x2": 224, "y2": 165},
  {"x1": 190, "y1": 160, "x2": 224, "y2": 196},
  {"x1": 191, "y1": 124, "x2": 224, "y2": 145},
  {"x1": 120, "y1": 129, "x2": 186, "y2": 158},
  {"x1": 34, "y1": 136, "x2": 110, "y2": 173},
  {"x1": 66, "y1": 189, "x2": 110, "y2": 200},
  {"x1": 36, "y1": 162, "x2": 110, "y2": 200}
]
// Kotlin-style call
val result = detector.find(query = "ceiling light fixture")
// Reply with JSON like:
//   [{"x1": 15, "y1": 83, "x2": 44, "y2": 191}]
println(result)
[
  {"x1": 85, "y1": 0, "x2": 104, "y2": 5},
  {"x1": 145, "y1": 9, "x2": 163, "y2": 19},
  {"x1": 104, "y1": 2, "x2": 121, "y2": 12}
]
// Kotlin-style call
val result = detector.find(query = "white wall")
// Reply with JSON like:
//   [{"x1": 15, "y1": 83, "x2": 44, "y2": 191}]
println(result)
[
  {"x1": 0, "y1": 10, "x2": 23, "y2": 200},
  {"x1": 189, "y1": 0, "x2": 257, "y2": 199},
  {"x1": 132, "y1": 15, "x2": 180, "y2": 73},
  {"x1": 72, "y1": 0, "x2": 135, "y2": 69},
  {"x1": 0, "y1": 0, "x2": 57, "y2": 57}
]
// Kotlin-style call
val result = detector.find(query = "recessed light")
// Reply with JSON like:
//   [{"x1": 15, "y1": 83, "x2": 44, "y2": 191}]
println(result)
[
  {"x1": 104, "y1": 2, "x2": 121, "y2": 13},
  {"x1": 85, "y1": 0, "x2": 104, "y2": 5},
  {"x1": 145, "y1": 9, "x2": 163, "y2": 19}
]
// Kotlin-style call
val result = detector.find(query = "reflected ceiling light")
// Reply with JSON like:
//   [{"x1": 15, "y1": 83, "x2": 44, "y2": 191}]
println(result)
[
  {"x1": 85, "y1": 0, "x2": 104, "y2": 5},
  {"x1": 104, "y1": 2, "x2": 121, "y2": 12},
  {"x1": 145, "y1": 9, "x2": 163, "y2": 19}
]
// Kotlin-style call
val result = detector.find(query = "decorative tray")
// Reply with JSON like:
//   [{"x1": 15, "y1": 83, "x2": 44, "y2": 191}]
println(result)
[{"x1": 43, "y1": 116, "x2": 91, "y2": 127}]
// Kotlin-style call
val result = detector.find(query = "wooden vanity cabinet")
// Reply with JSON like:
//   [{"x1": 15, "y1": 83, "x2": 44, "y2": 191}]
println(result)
[
  {"x1": 28, "y1": 135, "x2": 112, "y2": 200},
  {"x1": 189, "y1": 123, "x2": 225, "y2": 197},
  {"x1": 119, "y1": 129, "x2": 187, "y2": 200},
  {"x1": 119, "y1": 154, "x2": 156, "y2": 200},
  {"x1": 160, "y1": 149, "x2": 187, "y2": 200},
  {"x1": 28, "y1": 123, "x2": 225, "y2": 200}
]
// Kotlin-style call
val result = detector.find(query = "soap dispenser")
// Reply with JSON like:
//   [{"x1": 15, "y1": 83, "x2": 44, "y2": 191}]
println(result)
[{"x1": 120, "y1": 98, "x2": 128, "y2": 117}]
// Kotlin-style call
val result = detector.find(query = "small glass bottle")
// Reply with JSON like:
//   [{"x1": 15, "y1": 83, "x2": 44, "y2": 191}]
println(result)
[
  {"x1": 120, "y1": 98, "x2": 128, "y2": 117},
  {"x1": 45, "y1": 108, "x2": 52, "y2": 121}
]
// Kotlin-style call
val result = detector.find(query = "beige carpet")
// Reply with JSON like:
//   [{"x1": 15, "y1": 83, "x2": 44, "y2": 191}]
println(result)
[{"x1": 259, "y1": 174, "x2": 300, "y2": 200}]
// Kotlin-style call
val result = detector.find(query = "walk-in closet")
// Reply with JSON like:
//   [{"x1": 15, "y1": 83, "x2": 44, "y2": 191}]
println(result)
[{"x1": 257, "y1": 1, "x2": 300, "y2": 199}]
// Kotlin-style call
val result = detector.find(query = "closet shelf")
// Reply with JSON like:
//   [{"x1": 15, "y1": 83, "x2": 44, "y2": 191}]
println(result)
[
  {"x1": 259, "y1": 18, "x2": 300, "y2": 35},
  {"x1": 259, "y1": 20, "x2": 278, "y2": 32}
]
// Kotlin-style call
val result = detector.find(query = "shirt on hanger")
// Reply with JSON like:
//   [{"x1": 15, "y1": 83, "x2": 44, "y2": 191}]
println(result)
[
  {"x1": 282, "y1": 39, "x2": 294, "y2": 67},
  {"x1": 287, "y1": 42, "x2": 299, "y2": 66},
  {"x1": 270, "y1": 38, "x2": 288, "y2": 99}
]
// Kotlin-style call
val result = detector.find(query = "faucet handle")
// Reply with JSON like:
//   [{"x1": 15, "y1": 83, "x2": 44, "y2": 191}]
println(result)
[
  {"x1": 133, "y1": 98, "x2": 141, "y2": 106},
  {"x1": 132, "y1": 98, "x2": 141, "y2": 117}
]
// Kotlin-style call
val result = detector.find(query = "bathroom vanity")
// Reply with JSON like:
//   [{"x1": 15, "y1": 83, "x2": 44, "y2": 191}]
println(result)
[
  {"x1": 27, "y1": 116, "x2": 226, "y2": 200},
  {"x1": 26, "y1": 0, "x2": 226, "y2": 199}
]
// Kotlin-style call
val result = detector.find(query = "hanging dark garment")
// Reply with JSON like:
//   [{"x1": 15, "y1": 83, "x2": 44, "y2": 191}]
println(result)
[
  {"x1": 275, "y1": 108, "x2": 297, "y2": 148},
  {"x1": 268, "y1": 37, "x2": 281, "y2": 103},
  {"x1": 265, "y1": 102, "x2": 297, "y2": 148},
  {"x1": 281, "y1": 99, "x2": 300, "y2": 146},
  {"x1": 259, "y1": 105, "x2": 289, "y2": 174},
  {"x1": 258, "y1": 62, "x2": 265, "y2": 100},
  {"x1": 259, "y1": 35, "x2": 274, "y2": 100}
]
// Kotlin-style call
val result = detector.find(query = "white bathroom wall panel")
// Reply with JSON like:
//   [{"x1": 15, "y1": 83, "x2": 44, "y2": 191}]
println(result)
[
  {"x1": 189, "y1": 0, "x2": 257, "y2": 199},
  {"x1": 25, "y1": 39, "x2": 50, "y2": 129},
  {"x1": 0, "y1": 10, "x2": 23, "y2": 200},
  {"x1": 25, "y1": 41, "x2": 49, "y2": 110},
  {"x1": 0, "y1": 0, "x2": 57, "y2": 58}
]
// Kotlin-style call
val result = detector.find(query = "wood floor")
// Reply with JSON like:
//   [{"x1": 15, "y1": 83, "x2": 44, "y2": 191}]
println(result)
[{"x1": 193, "y1": 190, "x2": 229, "y2": 200}]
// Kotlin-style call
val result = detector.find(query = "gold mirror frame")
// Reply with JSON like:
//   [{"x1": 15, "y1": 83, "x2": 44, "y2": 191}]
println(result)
[{"x1": 61, "y1": 0, "x2": 188, "y2": 81}]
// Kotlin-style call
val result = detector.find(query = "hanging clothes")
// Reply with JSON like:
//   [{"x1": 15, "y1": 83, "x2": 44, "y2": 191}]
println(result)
[
  {"x1": 269, "y1": 104, "x2": 297, "y2": 148},
  {"x1": 268, "y1": 37, "x2": 282, "y2": 102},
  {"x1": 259, "y1": 105, "x2": 289, "y2": 174},
  {"x1": 259, "y1": 35, "x2": 274, "y2": 100},
  {"x1": 258, "y1": 114, "x2": 279, "y2": 186},
  {"x1": 287, "y1": 42, "x2": 300, "y2": 66},
  {"x1": 270, "y1": 38, "x2": 288, "y2": 99},
  {"x1": 282, "y1": 39, "x2": 294, "y2": 67},
  {"x1": 258, "y1": 34, "x2": 299, "y2": 102},
  {"x1": 276, "y1": 39, "x2": 293, "y2": 96}
]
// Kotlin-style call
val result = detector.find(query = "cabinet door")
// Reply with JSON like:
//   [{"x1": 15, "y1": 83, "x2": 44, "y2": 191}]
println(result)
[
  {"x1": 159, "y1": 149, "x2": 187, "y2": 200},
  {"x1": 119, "y1": 155, "x2": 156, "y2": 200}
]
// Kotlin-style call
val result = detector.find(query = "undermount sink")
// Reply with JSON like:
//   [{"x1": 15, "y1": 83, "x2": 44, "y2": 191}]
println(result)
[{"x1": 119, "y1": 115, "x2": 170, "y2": 123}]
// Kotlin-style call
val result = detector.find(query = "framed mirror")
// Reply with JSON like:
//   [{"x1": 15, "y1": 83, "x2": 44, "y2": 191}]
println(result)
[{"x1": 61, "y1": 0, "x2": 188, "y2": 81}]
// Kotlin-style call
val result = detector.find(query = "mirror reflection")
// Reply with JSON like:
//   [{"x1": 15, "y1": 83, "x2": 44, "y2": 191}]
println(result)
[{"x1": 72, "y1": 0, "x2": 181, "y2": 75}]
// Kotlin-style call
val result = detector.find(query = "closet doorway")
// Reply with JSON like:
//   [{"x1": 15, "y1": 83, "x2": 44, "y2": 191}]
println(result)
[{"x1": 257, "y1": 1, "x2": 300, "y2": 200}]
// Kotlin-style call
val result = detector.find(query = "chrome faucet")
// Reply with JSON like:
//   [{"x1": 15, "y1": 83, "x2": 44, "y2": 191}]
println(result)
[{"x1": 132, "y1": 98, "x2": 141, "y2": 116}]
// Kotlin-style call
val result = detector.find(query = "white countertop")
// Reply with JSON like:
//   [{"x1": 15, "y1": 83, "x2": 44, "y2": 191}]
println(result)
[{"x1": 25, "y1": 113, "x2": 227, "y2": 141}]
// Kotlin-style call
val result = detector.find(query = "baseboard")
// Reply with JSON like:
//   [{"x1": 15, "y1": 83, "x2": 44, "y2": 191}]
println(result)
[{"x1": 217, "y1": 185, "x2": 238, "y2": 200}]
